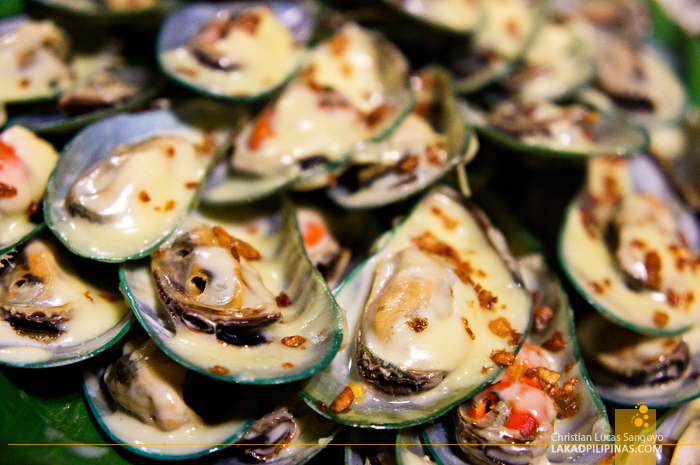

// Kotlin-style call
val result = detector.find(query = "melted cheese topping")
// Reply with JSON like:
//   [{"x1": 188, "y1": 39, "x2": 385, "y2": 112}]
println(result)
[
  {"x1": 0, "y1": 127, "x2": 58, "y2": 248},
  {"x1": 124, "y1": 211, "x2": 338, "y2": 382},
  {"x1": 517, "y1": 22, "x2": 593, "y2": 100},
  {"x1": 477, "y1": 0, "x2": 535, "y2": 60},
  {"x1": 160, "y1": 6, "x2": 302, "y2": 97},
  {"x1": 361, "y1": 248, "x2": 466, "y2": 372},
  {"x1": 397, "y1": 0, "x2": 481, "y2": 32},
  {"x1": 0, "y1": 236, "x2": 129, "y2": 365},
  {"x1": 595, "y1": 37, "x2": 686, "y2": 123},
  {"x1": 562, "y1": 200, "x2": 700, "y2": 331},
  {"x1": 349, "y1": 190, "x2": 530, "y2": 395},
  {"x1": 86, "y1": 369, "x2": 251, "y2": 457},
  {"x1": 347, "y1": 113, "x2": 448, "y2": 203},
  {"x1": 0, "y1": 21, "x2": 72, "y2": 102},
  {"x1": 53, "y1": 135, "x2": 209, "y2": 260},
  {"x1": 232, "y1": 80, "x2": 367, "y2": 176},
  {"x1": 308, "y1": 23, "x2": 389, "y2": 114}
]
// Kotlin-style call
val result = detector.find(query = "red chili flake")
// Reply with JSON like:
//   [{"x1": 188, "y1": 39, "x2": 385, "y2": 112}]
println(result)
[
  {"x1": 407, "y1": 317, "x2": 428, "y2": 333},
  {"x1": 666, "y1": 289, "x2": 681, "y2": 308},
  {"x1": 645, "y1": 251, "x2": 662, "y2": 289},
  {"x1": 282, "y1": 362, "x2": 295, "y2": 369},
  {"x1": 365, "y1": 104, "x2": 391, "y2": 128},
  {"x1": 176, "y1": 67, "x2": 198, "y2": 77},
  {"x1": 208, "y1": 365, "x2": 230, "y2": 375},
  {"x1": 430, "y1": 206, "x2": 458, "y2": 231},
  {"x1": 397, "y1": 155, "x2": 419, "y2": 173},
  {"x1": 164, "y1": 200, "x2": 176, "y2": 212},
  {"x1": 138, "y1": 190, "x2": 151, "y2": 203},
  {"x1": 0, "y1": 182, "x2": 17, "y2": 198},
  {"x1": 248, "y1": 108, "x2": 276, "y2": 150},
  {"x1": 340, "y1": 62, "x2": 352, "y2": 76},
  {"x1": 232, "y1": 12, "x2": 261, "y2": 34},
  {"x1": 589, "y1": 281, "x2": 604, "y2": 295},
  {"x1": 25, "y1": 201, "x2": 39, "y2": 216},
  {"x1": 185, "y1": 181, "x2": 199, "y2": 189},
  {"x1": 275, "y1": 292, "x2": 292, "y2": 308},
  {"x1": 83, "y1": 291, "x2": 93, "y2": 302},
  {"x1": 505, "y1": 19, "x2": 520, "y2": 37},
  {"x1": 654, "y1": 311, "x2": 669, "y2": 327},
  {"x1": 329, "y1": 33, "x2": 349, "y2": 55},
  {"x1": 98, "y1": 292, "x2": 119, "y2": 302}
]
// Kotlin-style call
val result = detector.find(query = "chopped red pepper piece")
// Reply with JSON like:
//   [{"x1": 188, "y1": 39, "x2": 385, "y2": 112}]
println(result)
[{"x1": 504, "y1": 412, "x2": 539, "y2": 438}]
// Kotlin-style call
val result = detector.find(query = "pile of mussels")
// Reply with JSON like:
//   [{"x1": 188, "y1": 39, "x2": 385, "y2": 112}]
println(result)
[{"x1": 1, "y1": 0, "x2": 700, "y2": 464}]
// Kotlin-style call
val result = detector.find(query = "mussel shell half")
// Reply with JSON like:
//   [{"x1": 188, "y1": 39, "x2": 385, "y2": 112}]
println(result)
[
  {"x1": 0, "y1": 16, "x2": 71, "y2": 104},
  {"x1": 44, "y1": 101, "x2": 239, "y2": 262},
  {"x1": 0, "y1": 126, "x2": 59, "y2": 256},
  {"x1": 578, "y1": 311, "x2": 700, "y2": 408},
  {"x1": 157, "y1": 1, "x2": 317, "y2": 101},
  {"x1": 328, "y1": 66, "x2": 474, "y2": 209},
  {"x1": 7, "y1": 66, "x2": 165, "y2": 134},
  {"x1": 120, "y1": 198, "x2": 344, "y2": 383},
  {"x1": 201, "y1": 23, "x2": 414, "y2": 205},
  {"x1": 460, "y1": 96, "x2": 650, "y2": 158},
  {"x1": 452, "y1": 0, "x2": 547, "y2": 95},
  {"x1": 222, "y1": 391, "x2": 342, "y2": 465},
  {"x1": 424, "y1": 254, "x2": 612, "y2": 464},
  {"x1": 0, "y1": 232, "x2": 133, "y2": 368},
  {"x1": 83, "y1": 339, "x2": 258, "y2": 459},
  {"x1": 559, "y1": 155, "x2": 700, "y2": 335},
  {"x1": 299, "y1": 186, "x2": 532, "y2": 428}
]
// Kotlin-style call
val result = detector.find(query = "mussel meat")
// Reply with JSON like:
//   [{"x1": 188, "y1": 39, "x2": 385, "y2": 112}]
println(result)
[{"x1": 151, "y1": 221, "x2": 281, "y2": 345}]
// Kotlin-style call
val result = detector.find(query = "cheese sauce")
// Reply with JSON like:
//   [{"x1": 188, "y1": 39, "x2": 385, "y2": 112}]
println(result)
[
  {"x1": 53, "y1": 134, "x2": 212, "y2": 260},
  {"x1": 124, "y1": 209, "x2": 340, "y2": 382},
  {"x1": 0, "y1": 235, "x2": 129, "y2": 365},
  {"x1": 0, "y1": 126, "x2": 58, "y2": 248},
  {"x1": 160, "y1": 6, "x2": 302, "y2": 97},
  {"x1": 232, "y1": 80, "x2": 367, "y2": 176},
  {"x1": 85, "y1": 371, "x2": 251, "y2": 457},
  {"x1": 0, "y1": 21, "x2": 72, "y2": 102},
  {"x1": 562, "y1": 201, "x2": 700, "y2": 331},
  {"x1": 317, "y1": 190, "x2": 531, "y2": 417}
]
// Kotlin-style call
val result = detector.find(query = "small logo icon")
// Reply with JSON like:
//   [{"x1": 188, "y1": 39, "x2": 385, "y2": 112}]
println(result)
[
  {"x1": 615, "y1": 404, "x2": 657, "y2": 465},
  {"x1": 631, "y1": 402, "x2": 651, "y2": 429}
]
